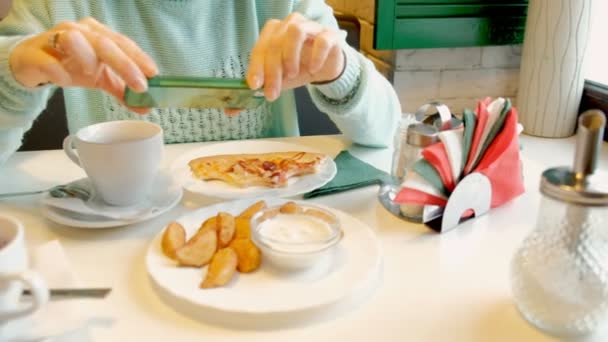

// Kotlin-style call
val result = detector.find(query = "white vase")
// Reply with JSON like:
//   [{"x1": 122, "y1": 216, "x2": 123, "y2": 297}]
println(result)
[{"x1": 517, "y1": 0, "x2": 593, "y2": 138}]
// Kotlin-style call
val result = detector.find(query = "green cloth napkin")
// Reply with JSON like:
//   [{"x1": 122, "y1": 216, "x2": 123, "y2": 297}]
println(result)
[
  {"x1": 303, "y1": 150, "x2": 392, "y2": 198},
  {"x1": 412, "y1": 159, "x2": 448, "y2": 196}
]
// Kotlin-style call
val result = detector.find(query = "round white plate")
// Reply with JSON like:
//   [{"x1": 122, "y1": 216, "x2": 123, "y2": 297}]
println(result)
[
  {"x1": 41, "y1": 172, "x2": 183, "y2": 229},
  {"x1": 170, "y1": 140, "x2": 337, "y2": 199},
  {"x1": 146, "y1": 199, "x2": 382, "y2": 315}
]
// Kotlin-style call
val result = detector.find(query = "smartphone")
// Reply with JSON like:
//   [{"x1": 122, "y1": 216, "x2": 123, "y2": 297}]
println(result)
[{"x1": 123, "y1": 76, "x2": 265, "y2": 109}]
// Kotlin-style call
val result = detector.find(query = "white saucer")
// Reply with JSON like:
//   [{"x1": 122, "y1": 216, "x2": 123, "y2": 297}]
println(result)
[
  {"x1": 146, "y1": 198, "x2": 382, "y2": 320},
  {"x1": 41, "y1": 172, "x2": 183, "y2": 229}
]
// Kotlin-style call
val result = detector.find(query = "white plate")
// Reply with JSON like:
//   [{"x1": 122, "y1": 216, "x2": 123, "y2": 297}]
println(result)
[
  {"x1": 41, "y1": 172, "x2": 183, "y2": 229},
  {"x1": 146, "y1": 199, "x2": 382, "y2": 316},
  {"x1": 170, "y1": 140, "x2": 337, "y2": 199}
]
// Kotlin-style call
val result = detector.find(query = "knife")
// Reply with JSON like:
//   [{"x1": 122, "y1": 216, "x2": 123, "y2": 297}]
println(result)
[{"x1": 22, "y1": 288, "x2": 112, "y2": 300}]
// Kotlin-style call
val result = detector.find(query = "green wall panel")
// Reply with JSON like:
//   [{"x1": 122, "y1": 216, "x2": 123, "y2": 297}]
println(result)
[{"x1": 374, "y1": 0, "x2": 528, "y2": 50}]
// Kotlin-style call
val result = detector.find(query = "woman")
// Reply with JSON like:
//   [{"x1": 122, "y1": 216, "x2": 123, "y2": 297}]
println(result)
[{"x1": 0, "y1": 0, "x2": 400, "y2": 164}]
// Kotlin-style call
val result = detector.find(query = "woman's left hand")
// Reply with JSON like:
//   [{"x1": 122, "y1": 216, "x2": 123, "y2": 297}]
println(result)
[{"x1": 246, "y1": 13, "x2": 346, "y2": 102}]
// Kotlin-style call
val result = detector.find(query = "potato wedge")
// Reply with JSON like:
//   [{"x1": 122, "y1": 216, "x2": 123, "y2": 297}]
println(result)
[
  {"x1": 237, "y1": 200, "x2": 267, "y2": 220},
  {"x1": 234, "y1": 218, "x2": 251, "y2": 240},
  {"x1": 201, "y1": 247, "x2": 238, "y2": 289},
  {"x1": 259, "y1": 208, "x2": 279, "y2": 221},
  {"x1": 198, "y1": 215, "x2": 218, "y2": 234},
  {"x1": 229, "y1": 238, "x2": 262, "y2": 273},
  {"x1": 217, "y1": 212, "x2": 236, "y2": 248},
  {"x1": 161, "y1": 222, "x2": 186, "y2": 260},
  {"x1": 175, "y1": 229, "x2": 217, "y2": 267},
  {"x1": 279, "y1": 201, "x2": 302, "y2": 214},
  {"x1": 305, "y1": 208, "x2": 337, "y2": 225}
]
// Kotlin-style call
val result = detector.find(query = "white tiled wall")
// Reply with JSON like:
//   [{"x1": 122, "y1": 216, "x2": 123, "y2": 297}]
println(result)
[
  {"x1": 327, "y1": 0, "x2": 522, "y2": 114},
  {"x1": 396, "y1": 46, "x2": 520, "y2": 114}
]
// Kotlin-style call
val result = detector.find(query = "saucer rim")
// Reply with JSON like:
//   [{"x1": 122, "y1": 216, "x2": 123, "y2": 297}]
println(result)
[{"x1": 40, "y1": 175, "x2": 183, "y2": 229}]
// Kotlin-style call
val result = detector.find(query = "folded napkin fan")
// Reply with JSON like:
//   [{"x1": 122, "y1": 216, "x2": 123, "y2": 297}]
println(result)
[{"x1": 303, "y1": 150, "x2": 392, "y2": 198}]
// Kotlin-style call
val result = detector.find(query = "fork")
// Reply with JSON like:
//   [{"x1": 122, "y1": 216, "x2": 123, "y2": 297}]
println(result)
[{"x1": 0, "y1": 184, "x2": 91, "y2": 201}]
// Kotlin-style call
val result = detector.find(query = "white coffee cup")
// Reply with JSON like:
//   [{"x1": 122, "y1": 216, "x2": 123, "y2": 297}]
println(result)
[
  {"x1": 63, "y1": 120, "x2": 164, "y2": 206},
  {"x1": 0, "y1": 215, "x2": 49, "y2": 325}
]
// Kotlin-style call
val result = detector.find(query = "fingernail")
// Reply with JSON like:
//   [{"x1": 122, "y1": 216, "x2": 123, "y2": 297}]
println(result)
[
  {"x1": 269, "y1": 88, "x2": 279, "y2": 101},
  {"x1": 251, "y1": 75, "x2": 262, "y2": 89},
  {"x1": 135, "y1": 76, "x2": 148, "y2": 92},
  {"x1": 309, "y1": 63, "x2": 321, "y2": 74}
]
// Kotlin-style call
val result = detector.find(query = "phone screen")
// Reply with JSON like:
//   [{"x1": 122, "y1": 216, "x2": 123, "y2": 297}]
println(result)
[{"x1": 123, "y1": 76, "x2": 265, "y2": 109}]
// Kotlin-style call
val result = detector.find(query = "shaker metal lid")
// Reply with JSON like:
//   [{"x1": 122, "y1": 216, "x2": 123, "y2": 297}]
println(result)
[
  {"x1": 414, "y1": 102, "x2": 453, "y2": 131},
  {"x1": 406, "y1": 123, "x2": 439, "y2": 147},
  {"x1": 541, "y1": 167, "x2": 608, "y2": 206},
  {"x1": 541, "y1": 110, "x2": 608, "y2": 206}
]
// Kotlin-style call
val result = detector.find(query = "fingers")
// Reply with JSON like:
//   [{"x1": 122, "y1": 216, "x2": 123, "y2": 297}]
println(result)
[
  {"x1": 282, "y1": 20, "x2": 318, "y2": 80},
  {"x1": 97, "y1": 67, "x2": 151, "y2": 114},
  {"x1": 79, "y1": 17, "x2": 158, "y2": 77},
  {"x1": 278, "y1": 13, "x2": 306, "y2": 80},
  {"x1": 9, "y1": 37, "x2": 59, "y2": 88},
  {"x1": 309, "y1": 29, "x2": 341, "y2": 74},
  {"x1": 263, "y1": 14, "x2": 308, "y2": 100},
  {"x1": 247, "y1": 19, "x2": 281, "y2": 91},
  {"x1": 10, "y1": 18, "x2": 155, "y2": 113},
  {"x1": 223, "y1": 108, "x2": 242, "y2": 116},
  {"x1": 34, "y1": 51, "x2": 72, "y2": 87},
  {"x1": 95, "y1": 65, "x2": 124, "y2": 100},
  {"x1": 54, "y1": 29, "x2": 96, "y2": 75},
  {"x1": 129, "y1": 105, "x2": 152, "y2": 115},
  {"x1": 322, "y1": 44, "x2": 345, "y2": 82},
  {"x1": 264, "y1": 35, "x2": 283, "y2": 101},
  {"x1": 93, "y1": 35, "x2": 148, "y2": 92},
  {"x1": 249, "y1": 14, "x2": 315, "y2": 101},
  {"x1": 47, "y1": 18, "x2": 155, "y2": 92},
  {"x1": 248, "y1": 14, "x2": 346, "y2": 101},
  {"x1": 74, "y1": 18, "x2": 150, "y2": 92}
]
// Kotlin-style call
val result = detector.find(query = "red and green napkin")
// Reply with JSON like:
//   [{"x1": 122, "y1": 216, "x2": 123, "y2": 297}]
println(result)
[{"x1": 394, "y1": 97, "x2": 524, "y2": 214}]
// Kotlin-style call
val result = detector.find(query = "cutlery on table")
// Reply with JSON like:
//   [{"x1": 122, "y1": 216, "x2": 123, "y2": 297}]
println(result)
[
  {"x1": 0, "y1": 184, "x2": 90, "y2": 201},
  {"x1": 22, "y1": 288, "x2": 112, "y2": 300}
]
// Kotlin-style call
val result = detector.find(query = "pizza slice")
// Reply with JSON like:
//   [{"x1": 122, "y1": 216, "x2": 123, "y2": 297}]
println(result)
[{"x1": 188, "y1": 151, "x2": 328, "y2": 188}]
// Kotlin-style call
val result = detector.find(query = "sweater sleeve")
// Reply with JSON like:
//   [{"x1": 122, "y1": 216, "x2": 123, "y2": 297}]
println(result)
[
  {"x1": 294, "y1": 0, "x2": 401, "y2": 148},
  {"x1": 0, "y1": 0, "x2": 55, "y2": 165}
]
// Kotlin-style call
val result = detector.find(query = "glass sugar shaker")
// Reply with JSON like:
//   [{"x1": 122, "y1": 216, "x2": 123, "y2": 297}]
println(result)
[
  {"x1": 391, "y1": 113, "x2": 417, "y2": 181},
  {"x1": 510, "y1": 110, "x2": 608, "y2": 337},
  {"x1": 397, "y1": 123, "x2": 439, "y2": 222},
  {"x1": 391, "y1": 121, "x2": 439, "y2": 183},
  {"x1": 391, "y1": 102, "x2": 452, "y2": 183}
]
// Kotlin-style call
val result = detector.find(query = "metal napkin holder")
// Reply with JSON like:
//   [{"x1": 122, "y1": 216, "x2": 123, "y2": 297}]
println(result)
[{"x1": 379, "y1": 102, "x2": 493, "y2": 234}]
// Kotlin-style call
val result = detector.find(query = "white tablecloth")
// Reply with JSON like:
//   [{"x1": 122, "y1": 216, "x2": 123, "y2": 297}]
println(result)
[{"x1": 1, "y1": 134, "x2": 606, "y2": 342}]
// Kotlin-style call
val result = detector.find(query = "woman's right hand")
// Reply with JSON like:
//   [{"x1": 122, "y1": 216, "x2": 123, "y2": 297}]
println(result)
[{"x1": 8, "y1": 17, "x2": 158, "y2": 113}]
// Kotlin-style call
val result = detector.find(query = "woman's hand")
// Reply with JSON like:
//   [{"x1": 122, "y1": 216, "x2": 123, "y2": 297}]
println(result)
[
  {"x1": 9, "y1": 17, "x2": 158, "y2": 114},
  {"x1": 246, "y1": 13, "x2": 346, "y2": 102}
]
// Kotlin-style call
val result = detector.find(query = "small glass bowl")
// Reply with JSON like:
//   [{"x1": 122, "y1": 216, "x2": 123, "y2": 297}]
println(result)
[{"x1": 250, "y1": 203, "x2": 342, "y2": 271}]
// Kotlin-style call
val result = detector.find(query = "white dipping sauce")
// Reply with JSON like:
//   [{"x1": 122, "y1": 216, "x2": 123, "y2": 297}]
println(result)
[{"x1": 258, "y1": 214, "x2": 333, "y2": 252}]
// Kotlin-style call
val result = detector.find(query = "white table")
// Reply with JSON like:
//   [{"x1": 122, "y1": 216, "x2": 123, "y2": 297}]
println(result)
[{"x1": 1, "y1": 134, "x2": 607, "y2": 342}]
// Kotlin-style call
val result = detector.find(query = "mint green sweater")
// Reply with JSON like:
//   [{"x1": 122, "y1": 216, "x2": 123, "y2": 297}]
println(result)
[{"x1": 0, "y1": 0, "x2": 400, "y2": 164}]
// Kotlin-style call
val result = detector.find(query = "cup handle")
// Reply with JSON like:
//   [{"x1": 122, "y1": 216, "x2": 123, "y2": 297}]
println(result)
[
  {"x1": 0, "y1": 271, "x2": 49, "y2": 321},
  {"x1": 62, "y1": 135, "x2": 80, "y2": 166}
]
